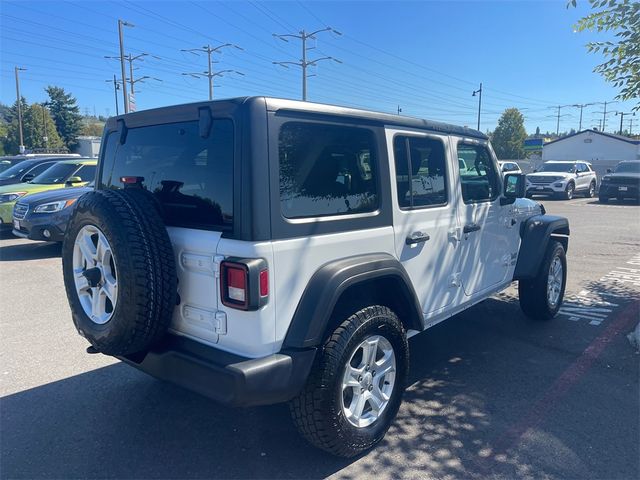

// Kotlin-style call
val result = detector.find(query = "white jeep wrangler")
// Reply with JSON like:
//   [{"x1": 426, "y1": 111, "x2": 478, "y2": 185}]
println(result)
[{"x1": 62, "y1": 97, "x2": 569, "y2": 457}]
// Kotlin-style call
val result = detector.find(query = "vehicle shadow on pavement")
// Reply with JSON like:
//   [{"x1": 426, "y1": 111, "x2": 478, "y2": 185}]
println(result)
[
  {"x1": 0, "y1": 241, "x2": 61, "y2": 261},
  {"x1": 1, "y1": 296, "x2": 637, "y2": 479}
]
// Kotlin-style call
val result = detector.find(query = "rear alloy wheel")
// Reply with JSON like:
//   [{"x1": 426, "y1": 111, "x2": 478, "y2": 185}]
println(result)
[
  {"x1": 290, "y1": 305, "x2": 408, "y2": 457},
  {"x1": 585, "y1": 181, "x2": 596, "y2": 198}
]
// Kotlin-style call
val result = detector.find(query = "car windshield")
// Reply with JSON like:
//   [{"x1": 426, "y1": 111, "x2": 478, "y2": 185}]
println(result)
[
  {"x1": 540, "y1": 162, "x2": 575, "y2": 173},
  {"x1": 30, "y1": 163, "x2": 78, "y2": 184},
  {"x1": 0, "y1": 160, "x2": 38, "y2": 179},
  {"x1": 615, "y1": 162, "x2": 640, "y2": 173}
]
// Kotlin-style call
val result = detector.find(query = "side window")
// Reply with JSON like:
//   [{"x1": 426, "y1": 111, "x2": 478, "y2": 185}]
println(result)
[
  {"x1": 394, "y1": 135, "x2": 447, "y2": 208},
  {"x1": 75, "y1": 165, "x2": 97, "y2": 182},
  {"x1": 578, "y1": 163, "x2": 588, "y2": 173},
  {"x1": 26, "y1": 161, "x2": 56, "y2": 178},
  {"x1": 279, "y1": 122, "x2": 378, "y2": 218},
  {"x1": 457, "y1": 143, "x2": 500, "y2": 203}
]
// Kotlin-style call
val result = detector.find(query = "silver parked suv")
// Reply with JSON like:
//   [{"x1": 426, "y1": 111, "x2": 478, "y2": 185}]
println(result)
[
  {"x1": 62, "y1": 97, "x2": 570, "y2": 457},
  {"x1": 526, "y1": 160, "x2": 597, "y2": 199}
]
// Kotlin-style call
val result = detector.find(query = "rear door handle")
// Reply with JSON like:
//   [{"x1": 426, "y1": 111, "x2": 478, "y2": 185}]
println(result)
[
  {"x1": 406, "y1": 232, "x2": 430, "y2": 245},
  {"x1": 463, "y1": 224, "x2": 481, "y2": 234}
]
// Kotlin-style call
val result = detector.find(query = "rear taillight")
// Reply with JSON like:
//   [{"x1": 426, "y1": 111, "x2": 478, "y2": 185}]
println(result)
[{"x1": 220, "y1": 258, "x2": 269, "y2": 310}]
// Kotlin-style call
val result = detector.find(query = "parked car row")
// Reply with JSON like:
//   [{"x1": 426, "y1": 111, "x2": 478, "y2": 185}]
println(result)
[{"x1": 0, "y1": 157, "x2": 96, "y2": 238}]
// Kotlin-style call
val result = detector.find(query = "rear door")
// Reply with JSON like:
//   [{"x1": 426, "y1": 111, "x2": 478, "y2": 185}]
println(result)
[{"x1": 388, "y1": 129, "x2": 459, "y2": 315}]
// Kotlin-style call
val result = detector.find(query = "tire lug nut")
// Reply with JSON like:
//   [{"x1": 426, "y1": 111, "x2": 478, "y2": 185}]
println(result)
[
  {"x1": 358, "y1": 375, "x2": 362, "y2": 382},
  {"x1": 368, "y1": 385, "x2": 373, "y2": 391},
  {"x1": 360, "y1": 388, "x2": 365, "y2": 393}
]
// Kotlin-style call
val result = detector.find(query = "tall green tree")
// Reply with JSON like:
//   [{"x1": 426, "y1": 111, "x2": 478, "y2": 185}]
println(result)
[
  {"x1": 45, "y1": 86, "x2": 82, "y2": 149},
  {"x1": 3, "y1": 97, "x2": 29, "y2": 154},
  {"x1": 569, "y1": 0, "x2": 640, "y2": 110},
  {"x1": 491, "y1": 108, "x2": 527, "y2": 159},
  {"x1": 23, "y1": 104, "x2": 64, "y2": 150},
  {"x1": 5, "y1": 102, "x2": 64, "y2": 153}
]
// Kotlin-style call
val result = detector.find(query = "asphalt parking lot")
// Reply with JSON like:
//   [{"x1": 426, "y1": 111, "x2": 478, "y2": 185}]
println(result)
[{"x1": 1, "y1": 197, "x2": 639, "y2": 480}]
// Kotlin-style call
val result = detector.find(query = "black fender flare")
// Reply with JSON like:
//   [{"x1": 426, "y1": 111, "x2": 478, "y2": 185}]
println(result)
[
  {"x1": 282, "y1": 253, "x2": 423, "y2": 349},
  {"x1": 513, "y1": 214, "x2": 570, "y2": 280}
]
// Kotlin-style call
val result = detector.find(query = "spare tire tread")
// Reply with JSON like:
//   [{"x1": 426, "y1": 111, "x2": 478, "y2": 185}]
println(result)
[{"x1": 63, "y1": 188, "x2": 177, "y2": 355}]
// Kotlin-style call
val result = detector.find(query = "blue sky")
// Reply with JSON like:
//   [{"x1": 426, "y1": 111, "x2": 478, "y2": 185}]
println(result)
[{"x1": 1, "y1": 0, "x2": 636, "y2": 135}]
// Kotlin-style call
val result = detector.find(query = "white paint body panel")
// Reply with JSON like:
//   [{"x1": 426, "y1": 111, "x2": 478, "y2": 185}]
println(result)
[{"x1": 271, "y1": 226, "x2": 395, "y2": 351}]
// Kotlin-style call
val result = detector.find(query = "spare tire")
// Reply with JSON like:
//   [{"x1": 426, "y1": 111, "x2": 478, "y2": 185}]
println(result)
[{"x1": 62, "y1": 188, "x2": 177, "y2": 356}]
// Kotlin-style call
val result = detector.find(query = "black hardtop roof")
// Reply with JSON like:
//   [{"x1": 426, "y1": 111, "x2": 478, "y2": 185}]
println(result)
[{"x1": 106, "y1": 96, "x2": 488, "y2": 140}]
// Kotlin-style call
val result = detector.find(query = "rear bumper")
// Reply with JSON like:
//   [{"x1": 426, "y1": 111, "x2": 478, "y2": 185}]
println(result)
[{"x1": 119, "y1": 335, "x2": 317, "y2": 407}]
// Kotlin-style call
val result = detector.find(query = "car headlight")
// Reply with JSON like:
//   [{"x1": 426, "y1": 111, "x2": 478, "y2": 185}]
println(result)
[
  {"x1": 0, "y1": 192, "x2": 27, "y2": 203},
  {"x1": 33, "y1": 198, "x2": 78, "y2": 213},
  {"x1": 601, "y1": 175, "x2": 610, "y2": 182}
]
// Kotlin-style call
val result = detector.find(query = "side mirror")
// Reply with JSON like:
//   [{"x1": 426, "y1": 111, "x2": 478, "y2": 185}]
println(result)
[
  {"x1": 66, "y1": 176, "x2": 83, "y2": 186},
  {"x1": 606, "y1": 168, "x2": 612, "y2": 174},
  {"x1": 501, "y1": 173, "x2": 525, "y2": 205},
  {"x1": 21, "y1": 173, "x2": 34, "y2": 182}
]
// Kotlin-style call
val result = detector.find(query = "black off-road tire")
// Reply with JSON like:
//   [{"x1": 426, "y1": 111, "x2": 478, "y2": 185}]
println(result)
[
  {"x1": 62, "y1": 189, "x2": 177, "y2": 355},
  {"x1": 518, "y1": 240, "x2": 567, "y2": 321},
  {"x1": 289, "y1": 305, "x2": 409, "y2": 457},
  {"x1": 599, "y1": 195, "x2": 609, "y2": 203}
]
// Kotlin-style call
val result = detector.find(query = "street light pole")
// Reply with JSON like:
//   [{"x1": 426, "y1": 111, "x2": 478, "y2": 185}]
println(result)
[
  {"x1": 14, "y1": 66, "x2": 26, "y2": 153},
  {"x1": 117, "y1": 19, "x2": 133, "y2": 113},
  {"x1": 472, "y1": 83, "x2": 482, "y2": 131}
]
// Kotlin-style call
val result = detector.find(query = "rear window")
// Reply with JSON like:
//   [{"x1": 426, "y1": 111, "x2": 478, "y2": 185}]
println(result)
[
  {"x1": 279, "y1": 122, "x2": 378, "y2": 219},
  {"x1": 100, "y1": 120, "x2": 233, "y2": 231},
  {"x1": 0, "y1": 159, "x2": 39, "y2": 179},
  {"x1": 31, "y1": 163, "x2": 79, "y2": 184}
]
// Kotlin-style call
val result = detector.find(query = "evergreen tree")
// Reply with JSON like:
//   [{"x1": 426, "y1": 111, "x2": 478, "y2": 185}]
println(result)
[
  {"x1": 490, "y1": 108, "x2": 527, "y2": 159},
  {"x1": 5, "y1": 101, "x2": 64, "y2": 153},
  {"x1": 45, "y1": 86, "x2": 82, "y2": 150}
]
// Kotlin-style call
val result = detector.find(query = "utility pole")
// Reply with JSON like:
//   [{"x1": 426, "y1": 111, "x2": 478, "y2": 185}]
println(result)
[
  {"x1": 572, "y1": 103, "x2": 595, "y2": 131},
  {"x1": 14, "y1": 66, "x2": 26, "y2": 153},
  {"x1": 472, "y1": 83, "x2": 482, "y2": 131},
  {"x1": 117, "y1": 19, "x2": 133, "y2": 113},
  {"x1": 181, "y1": 43, "x2": 244, "y2": 100},
  {"x1": 106, "y1": 52, "x2": 161, "y2": 112},
  {"x1": 397, "y1": 105, "x2": 402, "y2": 115},
  {"x1": 273, "y1": 27, "x2": 342, "y2": 101},
  {"x1": 105, "y1": 76, "x2": 121, "y2": 115},
  {"x1": 550, "y1": 105, "x2": 573, "y2": 136},
  {"x1": 630, "y1": 117, "x2": 635, "y2": 136},
  {"x1": 616, "y1": 111, "x2": 635, "y2": 135},
  {"x1": 41, "y1": 103, "x2": 48, "y2": 148},
  {"x1": 594, "y1": 100, "x2": 617, "y2": 132}
]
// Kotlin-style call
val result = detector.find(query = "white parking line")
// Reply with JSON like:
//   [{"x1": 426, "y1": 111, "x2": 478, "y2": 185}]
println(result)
[{"x1": 558, "y1": 253, "x2": 640, "y2": 325}]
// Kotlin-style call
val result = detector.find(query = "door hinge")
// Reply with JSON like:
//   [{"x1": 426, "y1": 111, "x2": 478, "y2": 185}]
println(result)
[
  {"x1": 215, "y1": 311, "x2": 227, "y2": 335},
  {"x1": 448, "y1": 227, "x2": 462, "y2": 243},
  {"x1": 213, "y1": 254, "x2": 225, "y2": 279},
  {"x1": 449, "y1": 272, "x2": 462, "y2": 288}
]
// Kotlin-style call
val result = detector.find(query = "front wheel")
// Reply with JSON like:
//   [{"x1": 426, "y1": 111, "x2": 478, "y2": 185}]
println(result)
[
  {"x1": 599, "y1": 195, "x2": 609, "y2": 203},
  {"x1": 289, "y1": 305, "x2": 409, "y2": 457},
  {"x1": 518, "y1": 240, "x2": 567, "y2": 320},
  {"x1": 563, "y1": 182, "x2": 575, "y2": 200}
]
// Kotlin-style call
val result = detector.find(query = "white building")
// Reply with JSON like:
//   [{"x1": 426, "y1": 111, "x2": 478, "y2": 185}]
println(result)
[
  {"x1": 541, "y1": 129, "x2": 639, "y2": 178},
  {"x1": 75, "y1": 136, "x2": 101, "y2": 158}
]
